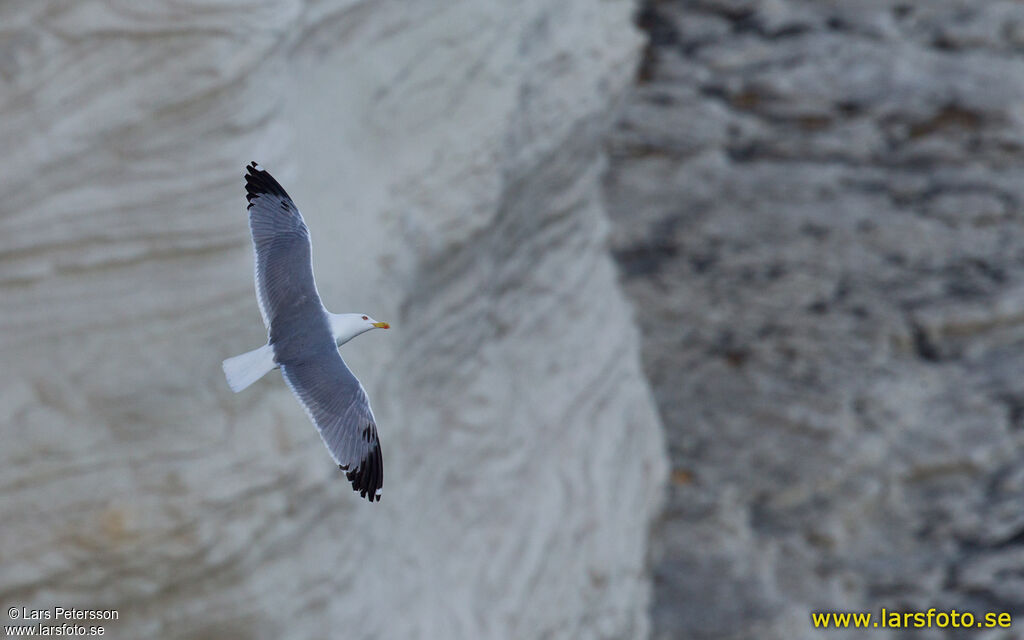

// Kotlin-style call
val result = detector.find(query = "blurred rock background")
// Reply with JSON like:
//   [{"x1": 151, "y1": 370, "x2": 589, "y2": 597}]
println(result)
[
  {"x1": 0, "y1": 1, "x2": 665, "y2": 638},
  {"x1": 5, "y1": 1, "x2": 1024, "y2": 638},
  {"x1": 605, "y1": 1, "x2": 1024, "y2": 638}
]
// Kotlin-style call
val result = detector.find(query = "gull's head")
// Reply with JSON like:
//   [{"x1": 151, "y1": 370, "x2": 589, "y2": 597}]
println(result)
[
  {"x1": 361, "y1": 314, "x2": 390, "y2": 331},
  {"x1": 329, "y1": 312, "x2": 389, "y2": 346}
]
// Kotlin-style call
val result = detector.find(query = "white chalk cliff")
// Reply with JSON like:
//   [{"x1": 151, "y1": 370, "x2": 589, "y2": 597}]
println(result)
[{"x1": 0, "y1": 1, "x2": 667, "y2": 638}]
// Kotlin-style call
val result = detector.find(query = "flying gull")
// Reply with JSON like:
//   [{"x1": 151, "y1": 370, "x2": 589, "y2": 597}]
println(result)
[{"x1": 222, "y1": 162, "x2": 389, "y2": 502}]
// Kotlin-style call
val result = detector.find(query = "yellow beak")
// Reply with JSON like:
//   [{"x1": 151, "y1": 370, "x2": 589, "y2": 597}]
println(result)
[{"x1": 372, "y1": 321, "x2": 390, "y2": 329}]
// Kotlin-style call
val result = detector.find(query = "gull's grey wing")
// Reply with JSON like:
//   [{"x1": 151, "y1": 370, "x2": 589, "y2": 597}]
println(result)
[
  {"x1": 245, "y1": 162, "x2": 324, "y2": 329},
  {"x1": 280, "y1": 351, "x2": 383, "y2": 502}
]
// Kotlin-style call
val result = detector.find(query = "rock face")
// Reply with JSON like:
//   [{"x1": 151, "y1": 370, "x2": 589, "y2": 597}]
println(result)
[
  {"x1": 604, "y1": 2, "x2": 1024, "y2": 639},
  {"x1": 0, "y1": 2, "x2": 665, "y2": 639}
]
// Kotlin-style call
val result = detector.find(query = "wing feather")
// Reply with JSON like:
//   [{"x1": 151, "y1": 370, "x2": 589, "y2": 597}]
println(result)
[
  {"x1": 245, "y1": 162, "x2": 324, "y2": 330},
  {"x1": 280, "y1": 352, "x2": 384, "y2": 502}
]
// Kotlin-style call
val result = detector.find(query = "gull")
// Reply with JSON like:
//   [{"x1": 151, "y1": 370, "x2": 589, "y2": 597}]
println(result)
[{"x1": 222, "y1": 162, "x2": 389, "y2": 502}]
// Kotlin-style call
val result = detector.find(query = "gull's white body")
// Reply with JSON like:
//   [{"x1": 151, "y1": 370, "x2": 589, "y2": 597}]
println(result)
[{"x1": 222, "y1": 313, "x2": 386, "y2": 393}]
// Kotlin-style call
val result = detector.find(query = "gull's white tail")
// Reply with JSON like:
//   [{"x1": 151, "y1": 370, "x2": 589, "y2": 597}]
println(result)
[{"x1": 222, "y1": 344, "x2": 276, "y2": 392}]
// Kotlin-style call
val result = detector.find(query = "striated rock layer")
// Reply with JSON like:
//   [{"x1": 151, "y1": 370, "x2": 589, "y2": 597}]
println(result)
[
  {"x1": 605, "y1": 1, "x2": 1024, "y2": 639},
  {"x1": 0, "y1": 1, "x2": 666, "y2": 638}
]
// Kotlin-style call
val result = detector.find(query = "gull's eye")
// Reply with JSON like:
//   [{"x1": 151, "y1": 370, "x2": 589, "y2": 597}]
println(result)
[{"x1": 362, "y1": 315, "x2": 369, "y2": 320}]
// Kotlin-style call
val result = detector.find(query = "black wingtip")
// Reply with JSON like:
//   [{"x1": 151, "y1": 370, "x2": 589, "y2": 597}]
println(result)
[
  {"x1": 342, "y1": 438, "x2": 384, "y2": 503},
  {"x1": 245, "y1": 161, "x2": 289, "y2": 205}
]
